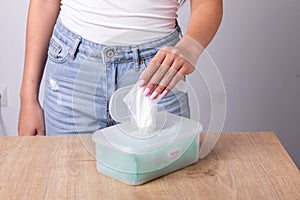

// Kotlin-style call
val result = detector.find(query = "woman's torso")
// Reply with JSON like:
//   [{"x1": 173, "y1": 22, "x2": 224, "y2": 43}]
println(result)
[{"x1": 59, "y1": 0, "x2": 181, "y2": 45}]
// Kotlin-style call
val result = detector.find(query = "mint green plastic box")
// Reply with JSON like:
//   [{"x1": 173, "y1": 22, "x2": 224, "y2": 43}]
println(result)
[{"x1": 92, "y1": 112, "x2": 202, "y2": 185}]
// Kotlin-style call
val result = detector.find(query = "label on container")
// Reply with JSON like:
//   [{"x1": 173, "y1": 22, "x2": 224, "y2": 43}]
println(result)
[{"x1": 168, "y1": 148, "x2": 182, "y2": 161}]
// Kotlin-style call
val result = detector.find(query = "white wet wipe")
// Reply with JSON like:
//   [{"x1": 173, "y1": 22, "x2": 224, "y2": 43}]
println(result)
[
  {"x1": 123, "y1": 83, "x2": 161, "y2": 133},
  {"x1": 135, "y1": 86, "x2": 157, "y2": 129}
]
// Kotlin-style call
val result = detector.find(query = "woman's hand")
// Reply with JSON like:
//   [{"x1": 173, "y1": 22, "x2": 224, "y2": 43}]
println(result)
[
  {"x1": 18, "y1": 0, "x2": 61, "y2": 136},
  {"x1": 139, "y1": 35, "x2": 203, "y2": 100},
  {"x1": 18, "y1": 99, "x2": 45, "y2": 136},
  {"x1": 139, "y1": 0, "x2": 223, "y2": 100}
]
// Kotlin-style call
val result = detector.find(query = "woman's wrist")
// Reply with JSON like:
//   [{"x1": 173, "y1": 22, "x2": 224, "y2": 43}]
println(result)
[
  {"x1": 175, "y1": 34, "x2": 204, "y2": 66},
  {"x1": 20, "y1": 87, "x2": 39, "y2": 103}
]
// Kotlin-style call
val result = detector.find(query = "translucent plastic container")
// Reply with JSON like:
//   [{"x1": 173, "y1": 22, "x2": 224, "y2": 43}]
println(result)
[
  {"x1": 92, "y1": 83, "x2": 204, "y2": 185},
  {"x1": 92, "y1": 112, "x2": 202, "y2": 185}
]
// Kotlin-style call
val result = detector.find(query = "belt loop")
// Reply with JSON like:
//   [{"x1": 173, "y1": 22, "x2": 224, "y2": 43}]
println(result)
[
  {"x1": 69, "y1": 36, "x2": 82, "y2": 60},
  {"x1": 175, "y1": 19, "x2": 183, "y2": 38},
  {"x1": 131, "y1": 45, "x2": 140, "y2": 71}
]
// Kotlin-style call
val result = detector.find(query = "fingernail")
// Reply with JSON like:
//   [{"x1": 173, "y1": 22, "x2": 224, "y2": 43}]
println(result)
[
  {"x1": 150, "y1": 91, "x2": 159, "y2": 100},
  {"x1": 139, "y1": 79, "x2": 145, "y2": 87},
  {"x1": 161, "y1": 90, "x2": 168, "y2": 97},
  {"x1": 143, "y1": 88, "x2": 151, "y2": 96}
]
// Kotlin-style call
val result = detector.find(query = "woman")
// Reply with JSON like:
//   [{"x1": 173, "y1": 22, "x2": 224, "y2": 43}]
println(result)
[{"x1": 18, "y1": 0, "x2": 223, "y2": 136}]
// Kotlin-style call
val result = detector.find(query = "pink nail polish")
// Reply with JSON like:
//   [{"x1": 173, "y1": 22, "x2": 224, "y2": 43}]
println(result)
[
  {"x1": 139, "y1": 79, "x2": 145, "y2": 87},
  {"x1": 150, "y1": 91, "x2": 158, "y2": 100},
  {"x1": 161, "y1": 90, "x2": 168, "y2": 97},
  {"x1": 143, "y1": 88, "x2": 151, "y2": 96}
]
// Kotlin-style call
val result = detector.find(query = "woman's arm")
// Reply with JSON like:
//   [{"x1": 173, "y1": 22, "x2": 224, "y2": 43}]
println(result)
[
  {"x1": 186, "y1": 0, "x2": 223, "y2": 48},
  {"x1": 18, "y1": 0, "x2": 61, "y2": 136},
  {"x1": 139, "y1": 0, "x2": 223, "y2": 99}
]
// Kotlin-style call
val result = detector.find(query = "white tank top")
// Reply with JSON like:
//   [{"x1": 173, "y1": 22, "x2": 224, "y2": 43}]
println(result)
[{"x1": 59, "y1": 0, "x2": 181, "y2": 45}]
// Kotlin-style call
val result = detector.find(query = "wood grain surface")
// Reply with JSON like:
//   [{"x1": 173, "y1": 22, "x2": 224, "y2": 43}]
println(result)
[{"x1": 0, "y1": 132, "x2": 299, "y2": 200}]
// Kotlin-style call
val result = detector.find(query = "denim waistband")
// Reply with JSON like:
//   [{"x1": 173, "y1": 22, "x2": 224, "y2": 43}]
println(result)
[{"x1": 52, "y1": 18, "x2": 182, "y2": 64}]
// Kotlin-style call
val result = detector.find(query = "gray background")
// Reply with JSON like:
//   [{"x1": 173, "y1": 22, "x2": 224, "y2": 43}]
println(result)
[{"x1": 0, "y1": 1, "x2": 299, "y2": 168}]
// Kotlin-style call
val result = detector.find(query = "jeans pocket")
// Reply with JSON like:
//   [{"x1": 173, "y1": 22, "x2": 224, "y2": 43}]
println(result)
[{"x1": 47, "y1": 36, "x2": 71, "y2": 64}]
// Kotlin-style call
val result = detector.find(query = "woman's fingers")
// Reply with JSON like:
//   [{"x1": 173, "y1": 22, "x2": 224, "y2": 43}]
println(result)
[
  {"x1": 143, "y1": 51, "x2": 184, "y2": 95},
  {"x1": 161, "y1": 71, "x2": 184, "y2": 97},
  {"x1": 149, "y1": 62, "x2": 183, "y2": 99},
  {"x1": 139, "y1": 46, "x2": 195, "y2": 100},
  {"x1": 139, "y1": 50, "x2": 166, "y2": 86},
  {"x1": 143, "y1": 55, "x2": 176, "y2": 97}
]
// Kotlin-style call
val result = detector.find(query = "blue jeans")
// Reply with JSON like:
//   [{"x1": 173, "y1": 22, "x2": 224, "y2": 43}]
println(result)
[{"x1": 44, "y1": 19, "x2": 190, "y2": 135}]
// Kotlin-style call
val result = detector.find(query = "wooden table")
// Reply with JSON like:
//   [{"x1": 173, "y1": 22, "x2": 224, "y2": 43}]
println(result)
[{"x1": 0, "y1": 132, "x2": 299, "y2": 199}]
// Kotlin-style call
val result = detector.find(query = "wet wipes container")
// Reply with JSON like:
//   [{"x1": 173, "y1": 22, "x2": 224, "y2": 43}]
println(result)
[{"x1": 92, "y1": 82, "x2": 220, "y2": 185}]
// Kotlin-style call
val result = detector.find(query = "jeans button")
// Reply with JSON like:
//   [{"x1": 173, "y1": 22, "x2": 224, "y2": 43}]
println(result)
[{"x1": 106, "y1": 50, "x2": 115, "y2": 58}]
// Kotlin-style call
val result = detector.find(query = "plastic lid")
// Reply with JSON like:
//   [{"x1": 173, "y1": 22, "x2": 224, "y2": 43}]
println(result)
[
  {"x1": 109, "y1": 80, "x2": 187, "y2": 124},
  {"x1": 108, "y1": 84, "x2": 132, "y2": 123}
]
